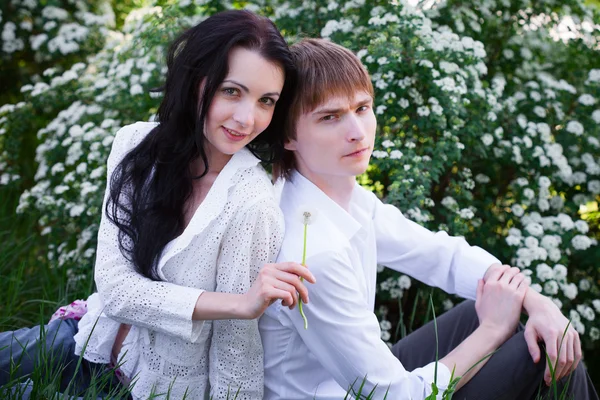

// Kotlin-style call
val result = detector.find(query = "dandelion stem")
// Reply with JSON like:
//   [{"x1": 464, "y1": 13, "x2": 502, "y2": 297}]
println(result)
[{"x1": 299, "y1": 222, "x2": 308, "y2": 329}]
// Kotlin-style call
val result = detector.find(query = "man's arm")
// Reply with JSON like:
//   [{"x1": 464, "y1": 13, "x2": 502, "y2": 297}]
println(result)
[
  {"x1": 483, "y1": 264, "x2": 582, "y2": 385},
  {"x1": 372, "y1": 198, "x2": 499, "y2": 299}
]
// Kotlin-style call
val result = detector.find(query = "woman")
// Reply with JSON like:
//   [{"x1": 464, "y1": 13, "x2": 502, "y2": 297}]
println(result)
[{"x1": 0, "y1": 10, "x2": 314, "y2": 400}]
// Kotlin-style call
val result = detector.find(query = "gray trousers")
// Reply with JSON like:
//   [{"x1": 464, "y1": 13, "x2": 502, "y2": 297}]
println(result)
[
  {"x1": 0, "y1": 318, "x2": 122, "y2": 399},
  {"x1": 392, "y1": 300, "x2": 599, "y2": 400}
]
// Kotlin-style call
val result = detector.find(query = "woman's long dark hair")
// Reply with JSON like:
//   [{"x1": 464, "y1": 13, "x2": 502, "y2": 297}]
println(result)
[{"x1": 106, "y1": 10, "x2": 295, "y2": 280}]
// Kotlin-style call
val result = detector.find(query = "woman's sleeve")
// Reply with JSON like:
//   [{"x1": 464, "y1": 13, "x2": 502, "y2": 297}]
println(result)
[
  {"x1": 94, "y1": 122, "x2": 205, "y2": 342},
  {"x1": 208, "y1": 196, "x2": 284, "y2": 400}
]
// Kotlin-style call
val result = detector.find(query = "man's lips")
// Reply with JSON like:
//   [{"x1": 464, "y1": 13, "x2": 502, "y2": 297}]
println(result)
[{"x1": 344, "y1": 147, "x2": 369, "y2": 157}]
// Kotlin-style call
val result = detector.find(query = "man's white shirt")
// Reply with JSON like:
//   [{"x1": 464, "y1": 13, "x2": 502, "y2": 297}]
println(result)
[{"x1": 260, "y1": 171, "x2": 501, "y2": 400}]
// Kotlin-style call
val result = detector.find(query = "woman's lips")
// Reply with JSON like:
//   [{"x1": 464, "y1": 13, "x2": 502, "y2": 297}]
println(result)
[{"x1": 222, "y1": 126, "x2": 249, "y2": 142}]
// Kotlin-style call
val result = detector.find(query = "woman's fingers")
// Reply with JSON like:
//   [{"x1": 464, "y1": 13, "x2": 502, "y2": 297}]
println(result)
[
  {"x1": 275, "y1": 262, "x2": 316, "y2": 283},
  {"x1": 508, "y1": 271, "x2": 525, "y2": 290},
  {"x1": 272, "y1": 270, "x2": 310, "y2": 304}
]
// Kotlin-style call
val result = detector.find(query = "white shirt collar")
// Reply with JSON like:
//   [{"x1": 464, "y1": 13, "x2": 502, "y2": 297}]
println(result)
[{"x1": 285, "y1": 170, "x2": 361, "y2": 241}]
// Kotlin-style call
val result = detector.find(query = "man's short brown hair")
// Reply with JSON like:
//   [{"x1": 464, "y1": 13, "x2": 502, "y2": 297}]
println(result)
[{"x1": 274, "y1": 38, "x2": 374, "y2": 180}]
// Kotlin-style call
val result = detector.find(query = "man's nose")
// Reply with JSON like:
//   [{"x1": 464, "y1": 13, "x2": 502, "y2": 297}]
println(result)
[{"x1": 346, "y1": 115, "x2": 366, "y2": 142}]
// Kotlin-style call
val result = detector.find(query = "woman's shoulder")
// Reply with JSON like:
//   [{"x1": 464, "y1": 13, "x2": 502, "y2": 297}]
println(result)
[{"x1": 112, "y1": 121, "x2": 159, "y2": 151}]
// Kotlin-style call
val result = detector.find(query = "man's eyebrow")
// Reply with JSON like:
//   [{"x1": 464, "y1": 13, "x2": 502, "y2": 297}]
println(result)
[
  {"x1": 222, "y1": 79, "x2": 280, "y2": 97},
  {"x1": 313, "y1": 96, "x2": 373, "y2": 115}
]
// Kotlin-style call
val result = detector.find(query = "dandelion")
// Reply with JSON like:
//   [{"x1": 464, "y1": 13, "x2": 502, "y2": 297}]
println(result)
[{"x1": 297, "y1": 207, "x2": 318, "y2": 330}]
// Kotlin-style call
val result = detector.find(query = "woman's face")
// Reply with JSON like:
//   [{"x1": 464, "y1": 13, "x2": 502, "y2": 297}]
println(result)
[{"x1": 203, "y1": 47, "x2": 285, "y2": 160}]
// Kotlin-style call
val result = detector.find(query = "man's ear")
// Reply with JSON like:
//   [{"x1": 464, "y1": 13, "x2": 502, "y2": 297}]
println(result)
[{"x1": 284, "y1": 139, "x2": 297, "y2": 151}]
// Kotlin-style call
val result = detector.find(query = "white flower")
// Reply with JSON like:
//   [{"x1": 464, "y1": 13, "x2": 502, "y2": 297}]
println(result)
[
  {"x1": 442, "y1": 299, "x2": 454, "y2": 311},
  {"x1": 548, "y1": 248, "x2": 561, "y2": 262},
  {"x1": 531, "y1": 283, "x2": 543, "y2": 293},
  {"x1": 458, "y1": 208, "x2": 474, "y2": 220},
  {"x1": 525, "y1": 222, "x2": 544, "y2": 237},
  {"x1": 575, "y1": 220, "x2": 589, "y2": 234},
  {"x1": 481, "y1": 134, "x2": 493, "y2": 146},
  {"x1": 593, "y1": 300, "x2": 600, "y2": 313},
  {"x1": 417, "y1": 106, "x2": 430, "y2": 117},
  {"x1": 441, "y1": 196, "x2": 458, "y2": 210},
  {"x1": 130, "y1": 84, "x2": 144, "y2": 96},
  {"x1": 475, "y1": 174, "x2": 490, "y2": 184},
  {"x1": 398, "y1": 98, "x2": 409, "y2": 109},
  {"x1": 572, "y1": 235, "x2": 592, "y2": 250},
  {"x1": 538, "y1": 176, "x2": 551, "y2": 188},
  {"x1": 506, "y1": 235, "x2": 521, "y2": 246},
  {"x1": 579, "y1": 279, "x2": 591, "y2": 291},
  {"x1": 578, "y1": 94, "x2": 596, "y2": 106},
  {"x1": 592, "y1": 110, "x2": 600, "y2": 124},
  {"x1": 299, "y1": 207, "x2": 319, "y2": 225},
  {"x1": 372, "y1": 150, "x2": 388, "y2": 159},
  {"x1": 591, "y1": 327, "x2": 600, "y2": 341},
  {"x1": 577, "y1": 305, "x2": 595, "y2": 321},
  {"x1": 536, "y1": 263, "x2": 554, "y2": 281},
  {"x1": 565, "y1": 121, "x2": 584, "y2": 136},
  {"x1": 533, "y1": 106, "x2": 546, "y2": 118},
  {"x1": 588, "y1": 180, "x2": 600, "y2": 194},
  {"x1": 69, "y1": 205, "x2": 85, "y2": 217},
  {"x1": 398, "y1": 275, "x2": 411, "y2": 290},
  {"x1": 382, "y1": 140, "x2": 394, "y2": 148},
  {"x1": 561, "y1": 283, "x2": 578, "y2": 300},
  {"x1": 511, "y1": 204, "x2": 524, "y2": 217},
  {"x1": 543, "y1": 280, "x2": 559, "y2": 295},
  {"x1": 376, "y1": 105, "x2": 387, "y2": 115},
  {"x1": 553, "y1": 264, "x2": 568, "y2": 280},
  {"x1": 523, "y1": 188, "x2": 535, "y2": 200},
  {"x1": 389, "y1": 150, "x2": 403, "y2": 160}
]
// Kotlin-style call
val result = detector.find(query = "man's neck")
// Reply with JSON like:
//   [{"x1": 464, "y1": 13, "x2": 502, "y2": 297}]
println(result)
[{"x1": 296, "y1": 168, "x2": 355, "y2": 211}]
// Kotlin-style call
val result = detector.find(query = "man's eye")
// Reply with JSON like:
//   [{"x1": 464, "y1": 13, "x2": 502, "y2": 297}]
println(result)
[
  {"x1": 322, "y1": 115, "x2": 336, "y2": 121},
  {"x1": 357, "y1": 105, "x2": 369, "y2": 112}
]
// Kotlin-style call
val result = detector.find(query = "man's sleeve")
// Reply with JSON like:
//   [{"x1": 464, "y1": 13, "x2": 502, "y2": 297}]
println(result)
[
  {"x1": 280, "y1": 249, "x2": 452, "y2": 400},
  {"x1": 373, "y1": 199, "x2": 501, "y2": 299}
]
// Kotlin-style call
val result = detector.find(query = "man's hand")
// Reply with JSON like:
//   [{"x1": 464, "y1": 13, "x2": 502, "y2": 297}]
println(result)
[{"x1": 523, "y1": 289, "x2": 582, "y2": 386}]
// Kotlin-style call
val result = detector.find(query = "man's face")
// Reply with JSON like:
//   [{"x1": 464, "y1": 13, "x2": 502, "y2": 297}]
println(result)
[{"x1": 286, "y1": 91, "x2": 376, "y2": 183}]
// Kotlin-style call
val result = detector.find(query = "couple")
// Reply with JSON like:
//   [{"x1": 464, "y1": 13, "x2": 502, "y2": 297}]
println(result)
[{"x1": 0, "y1": 10, "x2": 597, "y2": 400}]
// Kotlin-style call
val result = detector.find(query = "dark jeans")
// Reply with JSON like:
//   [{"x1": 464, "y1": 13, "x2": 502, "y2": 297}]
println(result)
[
  {"x1": 0, "y1": 318, "x2": 123, "y2": 398},
  {"x1": 392, "y1": 300, "x2": 599, "y2": 400}
]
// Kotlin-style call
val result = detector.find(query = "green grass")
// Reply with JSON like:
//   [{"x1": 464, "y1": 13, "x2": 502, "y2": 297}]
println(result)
[{"x1": 0, "y1": 187, "x2": 589, "y2": 399}]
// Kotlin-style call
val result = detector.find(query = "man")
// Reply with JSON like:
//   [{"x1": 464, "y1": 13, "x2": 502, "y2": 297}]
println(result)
[{"x1": 260, "y1": 38, "x2": 598, "y2": 399}]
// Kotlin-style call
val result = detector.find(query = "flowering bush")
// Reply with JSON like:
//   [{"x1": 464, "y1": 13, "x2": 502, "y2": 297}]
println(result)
[{"x1": 0, "y1": 0, "x2": 599, "y2": 361}]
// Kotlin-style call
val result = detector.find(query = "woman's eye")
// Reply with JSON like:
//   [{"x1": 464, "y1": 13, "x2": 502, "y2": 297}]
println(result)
[
  {"x1": 222, "y1": 87, "x2": 239, "y2": 96},
  {"x1": 260, "y1": 97, "x2": 275, "y2": 106}
]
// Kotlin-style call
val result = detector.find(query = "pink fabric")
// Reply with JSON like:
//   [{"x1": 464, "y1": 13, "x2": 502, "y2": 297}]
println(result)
[{"x1": 49, "y1": 299, "x2": 88, "y2": 323}]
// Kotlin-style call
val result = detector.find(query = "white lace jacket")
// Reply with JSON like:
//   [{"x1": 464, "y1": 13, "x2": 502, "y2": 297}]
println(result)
[{"x1": 74, "y1": 122, "x2": 284, "y2": 400}]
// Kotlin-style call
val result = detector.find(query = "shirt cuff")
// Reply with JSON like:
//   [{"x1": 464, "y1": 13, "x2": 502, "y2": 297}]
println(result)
[
  {"x1": 454, "y1": 246, "x2": 501, "y2": 300},
  {"x1": 168, "y1": 286, "x2": 205, "y2": 342},
  {"x1": 412, "y1": 360, "x2": 452, "y2": 399}
]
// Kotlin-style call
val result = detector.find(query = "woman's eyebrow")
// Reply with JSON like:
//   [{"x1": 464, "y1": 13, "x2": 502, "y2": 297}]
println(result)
[{"x1": 222, "y1": 79, "x2": 280, "y2": 97}]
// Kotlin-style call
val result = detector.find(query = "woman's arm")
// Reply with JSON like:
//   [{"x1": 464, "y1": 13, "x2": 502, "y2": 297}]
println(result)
[{"x1": 208, "y1": 197, "x2": 289, "y2": 400}]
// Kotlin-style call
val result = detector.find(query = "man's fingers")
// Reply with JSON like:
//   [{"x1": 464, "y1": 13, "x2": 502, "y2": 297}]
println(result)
[
  {"x1": 544, "y1": 339, "x2": 559, "y2": 386},
  {"x1": 485, "y1": 264, "x2": 510, "y2": 282},
  {"x1": 554, "y1": 336, "x2": 569, "y2": 382},
  {"x1": 573, "y1": 331, "x2": 582, "y2": 373},
  {"x1": 524, "y1": 327, "x2": 541, "y2": 363},
  {"x1": 508, "y1": 271, "x2": 525, "y2": 289},
  {"x1": 500, "y1": 267, "x2": 520, "y2": 285}
]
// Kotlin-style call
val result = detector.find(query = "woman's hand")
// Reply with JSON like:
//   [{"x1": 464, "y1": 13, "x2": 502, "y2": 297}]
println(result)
[
  {"x1": 241, "y1": 262, "x2": 316, "y2": 319},
  {"x1": 476, "y1": 265, "x2": 528, "y2": 341}
]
